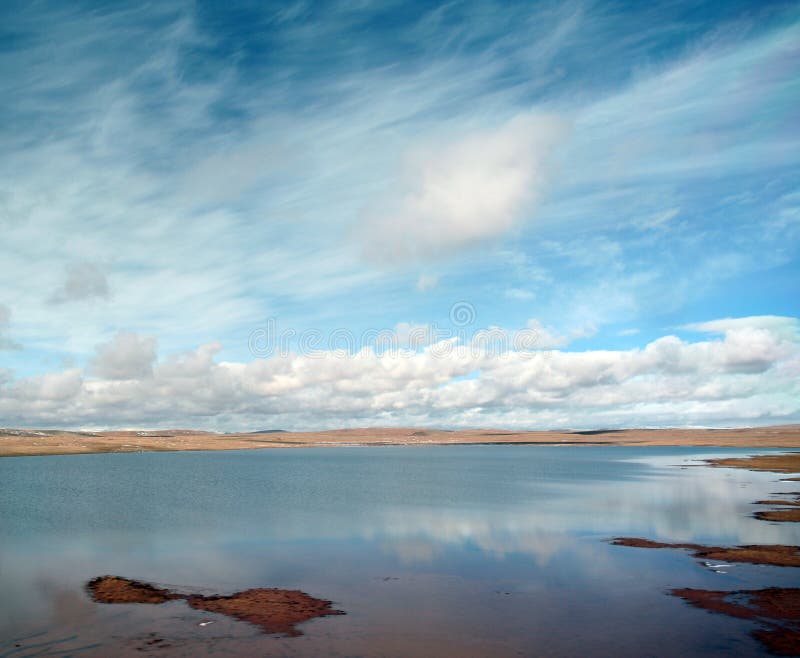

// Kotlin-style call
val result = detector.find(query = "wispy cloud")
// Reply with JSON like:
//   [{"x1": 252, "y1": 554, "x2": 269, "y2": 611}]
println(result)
[
  {"x1": 48, "y1": 263, "x2": 110, "y2": 305},
  {"x1": 416, "y1": 274, "x2": 439, "y2": 292},
  {"x1": 0, "y1": 305, "x2": 21, "y2": 351},
  {"x1": 0, "y1": 1, "x2": 798, "y2": 427}
]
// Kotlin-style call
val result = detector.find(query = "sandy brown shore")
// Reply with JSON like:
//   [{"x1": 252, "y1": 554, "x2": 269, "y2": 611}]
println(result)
[{"x1": 1, "y1": 424, "x2": 799, "y2": 457}]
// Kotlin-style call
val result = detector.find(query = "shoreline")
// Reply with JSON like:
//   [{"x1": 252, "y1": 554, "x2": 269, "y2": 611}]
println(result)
[
  {"x1": 613, "y1": 447, "x2": 800, "y2": 654},
  {"x1": 2, "y1": 424, "x2": 800, "y2": 457}
]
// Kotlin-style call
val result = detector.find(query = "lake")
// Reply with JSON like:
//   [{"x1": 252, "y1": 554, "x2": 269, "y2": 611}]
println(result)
[{"x1": 1, "y1": 446, "x2": 798, "y2": 657}]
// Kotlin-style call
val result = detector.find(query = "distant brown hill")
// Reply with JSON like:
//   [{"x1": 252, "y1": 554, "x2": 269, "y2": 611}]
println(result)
[{"x1": 1, "y1": 425, "x2": 799, "y2": 457}]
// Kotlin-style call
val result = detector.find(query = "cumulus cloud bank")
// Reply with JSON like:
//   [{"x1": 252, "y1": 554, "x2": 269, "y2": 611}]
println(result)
[
  {"x1": 1, "y1": 316, "x2": 797, "y2": 430},
  {"x1": 362, "y1": 113, "x2": 568, "y2": 262},
  {"x1": 90, "y1": 332, "x2": 157, "y2": 380}
]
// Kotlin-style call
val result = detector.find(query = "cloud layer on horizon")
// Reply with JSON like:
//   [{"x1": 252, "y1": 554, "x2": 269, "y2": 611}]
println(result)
[{"x1": 1, "y1": 315, "x2": 797, "y2": 430}]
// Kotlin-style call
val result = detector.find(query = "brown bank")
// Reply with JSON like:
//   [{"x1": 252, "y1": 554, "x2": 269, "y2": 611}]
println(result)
[{"x1": 2, "y1": 424, "x2": 800, "y2": 457}]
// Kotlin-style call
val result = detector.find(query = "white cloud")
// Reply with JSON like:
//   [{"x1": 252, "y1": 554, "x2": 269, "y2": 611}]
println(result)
[
  {"x1": 13, "y1": 370, "x2": 83, "y2": 402},
  {"x1": 361, "y1": 112, "x2": 569, "y2": 262},
  {"x1": 1, "y1": 1, "x2": 797, "y2": 409},
  {"x1": 525, "y1": 319, "x2": 596, "y2": 349},
  {"x1": 90, "y1": 332, "x2": 157, "y2": 380},
  {"x1": 634, "y1": 207, "x2": 680, "y2": 230},
  {"x1": 393, "y1": 322, "x2": 438, "y2": 350},
  {"x1": 176, "y1": 136, "x2": 293, "y2": 207},
  {"x1": 416, "y1": 274, "x2": 439, "y2": 292},
  {"x1": 568, "y1": 21, "x2": 800, "y2": 190},
  {"x1": 0, "y1": 304, "x2": 21, "y2": 351},
  {"x1": 49, "y1": 263, "x2": 110, "y2": 305},
  {"x1": 505, "y1": 288, "x2": 536, "y2": 301},
  {"x1": 684, "y1": 315, "x2": 798, "y2": 336},
  {"x1": 524, "y1": 320, "x2": 570, "y2": 349},
  {"x1": 0, "y1": 316, "x2": 797, "y2": 430}
]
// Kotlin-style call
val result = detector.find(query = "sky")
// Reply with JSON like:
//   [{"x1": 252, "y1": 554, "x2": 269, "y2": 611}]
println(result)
[{"x1": 0, "y1": 0, "x2": 798, "y2": 430}]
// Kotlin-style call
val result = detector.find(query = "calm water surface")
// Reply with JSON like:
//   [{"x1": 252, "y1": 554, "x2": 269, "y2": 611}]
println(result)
[{"x1": 1, "y1": 446, "x2": 799, "y2": 657}]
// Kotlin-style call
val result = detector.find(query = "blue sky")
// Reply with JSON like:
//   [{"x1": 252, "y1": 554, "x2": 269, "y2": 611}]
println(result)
[{"x1": 0, "y1": 0, "x2": 798, "y2": 429}]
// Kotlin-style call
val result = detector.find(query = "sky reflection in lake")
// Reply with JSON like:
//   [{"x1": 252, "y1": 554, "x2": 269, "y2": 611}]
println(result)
[{"x1": 1, "y1": 446, "x2": 798, "y2": 656}]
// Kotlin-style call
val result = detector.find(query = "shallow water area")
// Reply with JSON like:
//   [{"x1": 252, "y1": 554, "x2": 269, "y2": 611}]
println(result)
[{"x1": 2, "y1": 446, "x2": 799, "y2": 657}]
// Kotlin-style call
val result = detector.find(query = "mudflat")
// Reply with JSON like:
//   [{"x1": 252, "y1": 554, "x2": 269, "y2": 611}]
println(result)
[{"x1": 2, "y1": 424, "x2": 800, "y2": 457}]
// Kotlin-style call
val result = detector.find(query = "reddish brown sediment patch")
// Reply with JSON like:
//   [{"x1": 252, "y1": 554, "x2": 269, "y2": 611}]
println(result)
[
  {"x1": 611, "y1": 538, "x2": 800, "y2": 567},
  {"x1": 756, "y1": 509, "x2": 800, "y2": 523},
  {"x1": 751, "y1": 492, "x2": 800, "y2": 522},
  {"x1": 755, "y1": 500, "x2": 800, "y2": 507},
  {"x1": 671, "y1": 588, "x2": 800, "y2": 656},
  {"x1": 185, "y1": 588, "x2": 344, "y2": 636},
  {"x1": 86, "y1": 576, "x2": 343, "y2": 636},
  {"x1": 705, "y1": 452, "x2": 800, "y2": 474},
  {"x1": 672, "y1": 587, "x2": 800, "y2": 622},
  {"x1": 87, "y1": 576, "x2": 177, "y2": 604}
]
